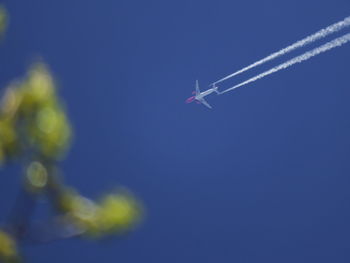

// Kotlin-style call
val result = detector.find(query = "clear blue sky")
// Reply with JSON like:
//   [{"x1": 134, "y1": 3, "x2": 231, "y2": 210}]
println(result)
[{"x1": 1, "y1": 0, "x2": 350, "y2": 262}]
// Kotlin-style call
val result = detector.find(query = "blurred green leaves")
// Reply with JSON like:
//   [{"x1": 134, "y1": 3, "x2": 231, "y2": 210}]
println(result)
[
  {"x1": 0, "y1": 230, "x2": 20, "y2": 263},
  {"x1": 58, "y1": 188, "x2": 141, "y2": 238},
  {"x1": 0, "y1": 64, "x2": 72, "y2": 161},
  {"x1": 0, "y1": 5, "x2": 8, "y2": 38},
  {"x1": 25, "y1": 161, "x2": 48, "y2": 192},
  {"x1": 0, "y1": 61, "x2": 141, "y2": 230},
  {"x1": 0, "y1": 63, "x2": 142, "y2": 260},
  {"x1": 0, "y1": 119, "x2": 18, "y2": 164},
  {"x1": 0, "y1": 5, "x2": 142, "y2": 262}
]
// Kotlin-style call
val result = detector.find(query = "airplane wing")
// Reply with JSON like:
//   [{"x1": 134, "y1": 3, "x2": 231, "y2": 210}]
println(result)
[
  {"x1": 199, "y1": 98, "x2": 212, "y2": 109},
  {"x1": 195, "y1": 80, "x2": 200, "y2": 95}
]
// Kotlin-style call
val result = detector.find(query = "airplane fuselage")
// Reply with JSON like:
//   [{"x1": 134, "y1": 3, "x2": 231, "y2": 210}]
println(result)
[{"x1": 195, "y1": 88, "x2": 217, "y2": 100}]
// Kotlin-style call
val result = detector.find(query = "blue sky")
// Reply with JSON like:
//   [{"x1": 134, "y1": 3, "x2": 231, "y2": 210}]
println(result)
[{"x1": 1, "y1": 0, "x2": 350, "y2": 262}]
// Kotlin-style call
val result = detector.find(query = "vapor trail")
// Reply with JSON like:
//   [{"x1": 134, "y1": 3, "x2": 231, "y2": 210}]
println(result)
[
  {"x1": 212, "y1": 16, "x2": 350, "y2": 85},
  {"x1": 220, "y1": 33, "x2": 350, "y2": 94}
]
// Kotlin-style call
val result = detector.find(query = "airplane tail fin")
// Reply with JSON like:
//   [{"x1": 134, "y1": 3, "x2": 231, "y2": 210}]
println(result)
[{"x1": 195, "y1": 80, "x2": 200, "y2": 95}]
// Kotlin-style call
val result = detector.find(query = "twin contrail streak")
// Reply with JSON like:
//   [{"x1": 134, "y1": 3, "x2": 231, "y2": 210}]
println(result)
[
  {"x1": 220, "y1": 33, "x2": 350, "y2": 94},
  {"x1": 212, "y1": 16, "x2": 350, "y2": 85}
]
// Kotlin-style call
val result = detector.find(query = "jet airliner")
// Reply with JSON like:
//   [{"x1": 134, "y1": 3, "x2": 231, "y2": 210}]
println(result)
[{"x1": 185, "y1": 80, "x2": 220, "y2": 109}]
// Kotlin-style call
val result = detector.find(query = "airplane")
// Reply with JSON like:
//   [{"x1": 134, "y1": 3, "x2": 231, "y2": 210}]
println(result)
[{"x1": 185, "y1": 80, "x2": 220, "y2": 109}]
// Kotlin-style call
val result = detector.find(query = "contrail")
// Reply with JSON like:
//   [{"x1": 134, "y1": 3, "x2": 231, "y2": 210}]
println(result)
[
  {"x1": 219, "y1": 33, "x2": 350, "y2": 94},
  {"x1": 212, "y1": 16, "x2": 350, "y2": 85}
]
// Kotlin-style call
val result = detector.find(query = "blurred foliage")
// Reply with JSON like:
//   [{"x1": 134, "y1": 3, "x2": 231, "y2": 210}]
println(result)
[
  {"x1": 0, "y1": 231, "x2": 20, "y2": 263},
  {"x1": 0, "y1": 63, "x2": 142, "y2": 261},
  {"x1": 57, "y1": 188, "x2": 141, "y2": 238},
  {"x1": 0, "y1": 64, "x2": 72, "y2": 162},
  {"x1": 0, "y1": 4, "x2": 142, "y2": 261},
  {"x1": 0, "y1": 5, "x2": 8, "y2": 38}
]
